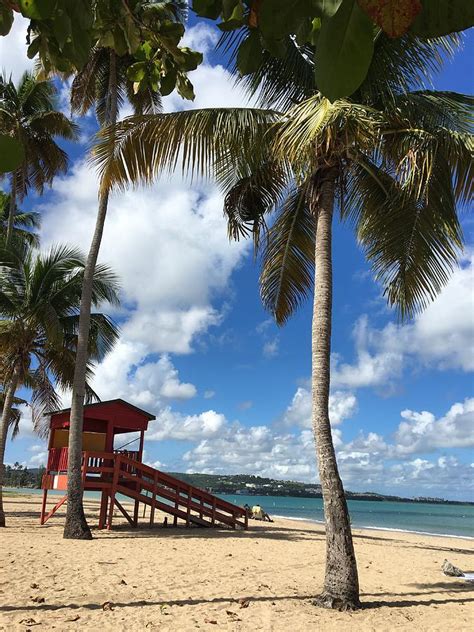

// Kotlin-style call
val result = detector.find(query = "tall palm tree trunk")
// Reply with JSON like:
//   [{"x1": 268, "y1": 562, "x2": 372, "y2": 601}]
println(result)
[
  {"x1": 0, "y1": 361, "x2": 21, "y2": 527},
  {"x1": 63, "y1": 51, "x2": 118, "y2": 540},
  {"x1": 5, "y1": 178, "x2": 17, "y2": 244},
  {"x1": 311, "y1": 169, "x2": 360, "y2": 610}
]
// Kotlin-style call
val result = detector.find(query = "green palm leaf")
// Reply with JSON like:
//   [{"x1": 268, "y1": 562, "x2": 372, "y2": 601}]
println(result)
[
  {"x1": 260, "y1": 184, "x2": 315, "y2": 325},
  {"x1": 0, "y1": 241, "x2": 120, "y2": 439},
  {"x1": 94, "y1": 108, "x2": 279, "y2": 191}
]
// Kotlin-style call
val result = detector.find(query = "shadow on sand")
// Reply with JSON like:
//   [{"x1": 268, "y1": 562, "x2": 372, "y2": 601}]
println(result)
[{"x1": 1, "y1": 589, "x2": 474, "y2": 614}]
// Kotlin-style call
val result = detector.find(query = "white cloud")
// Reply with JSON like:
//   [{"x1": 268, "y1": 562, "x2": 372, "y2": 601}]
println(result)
[
  {"x1": 89, "y1": 342, "x2": 196, "y2": 410},
  {"x1": 388, "y1": 457, "x2": 473, "y2": 494},
  {"x1": 15, "y1": 405, "x2": 35, "y2": 438},
  {"x1": 39, "y1": 161, "x2": 248, "y2": 356},
  {"x1": 28, "y1": 451, "x2": 48, "y2": 466},
  {"x1": 163, "y1": 63, "x2": 254, "y2": 112},
  {"x1": 203, "y1": 390, "x2": 215, "y2": 399},
  {"x1": 331, "y1": 253, "x2": 474, "y2": 390},
  {"x1": 395, "y1": 398, "x2": 474, "y2": 454},
  {"x1": 331, "y1": 316, "x2": 404, "y2": 390},
  {"x1": 331, "y1": 398, "x2": 474, "y2": 494},
  {"x1": 184, "y1": 423, "x2": 316, "y2": 480},
  {"x1": 181, "y1": 22, "x2": 219, "y2": 58},
  {"x1": 256, "y1": 319, "x2": 272, "y2": 334},
  {"x1": 39, "y1": 161, "x2": 252, "y2": 423},
  {"x1": 0, "y1": 15, "x2": 33, "y2": 82},
  {"x1": 178, "y1": 393, "x2": 474, "y2": 498},
  {"x1": 282, "y1": 386, "x2": 357, "y2": 428},
  {"x1": 147, "y1": 408, "x2": 226, "y2": 442},
  {"x1": 407, "y1": 251, "x2": 474, "y2": 371}
]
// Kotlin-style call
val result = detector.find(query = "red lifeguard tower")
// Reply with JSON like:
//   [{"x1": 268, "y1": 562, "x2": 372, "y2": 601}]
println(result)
[{"x1": 40, "y1": 399, "x2": 247, "y2": 530}]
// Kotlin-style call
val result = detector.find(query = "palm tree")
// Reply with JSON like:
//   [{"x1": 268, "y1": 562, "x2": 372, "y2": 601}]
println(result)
[
  {"x1": 0, "y1": 389, "x2": 26, "y2": 440},
  {"x1": 94, "y1": 33, "x2": 472, "y2": 608},
  {"x1": 0, "y1": 190, "x2": 41, "y2": 246},
  {"x1": 0, "y1": 72, "x2": 78, "y2": 244},
  {"x1": 63, "y1": 0, "x2": 194, "y2": 539},
  {"x1": 0, "y1": 241, "x2": 120, "y2": 528}
]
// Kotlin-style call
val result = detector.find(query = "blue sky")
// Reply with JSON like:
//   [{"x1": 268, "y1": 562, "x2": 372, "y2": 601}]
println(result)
[{"x1": 2, "y1": 17, "x2": 473, "y2": 500}]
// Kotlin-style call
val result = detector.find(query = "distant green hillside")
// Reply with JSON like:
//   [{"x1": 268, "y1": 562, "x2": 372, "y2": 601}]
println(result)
[
  {"x1": 6, "y1": 466, "x2": 472, "y2": 505},
  {"x1": 168, "y1": 472, "x2": 473, "y2": 506}
]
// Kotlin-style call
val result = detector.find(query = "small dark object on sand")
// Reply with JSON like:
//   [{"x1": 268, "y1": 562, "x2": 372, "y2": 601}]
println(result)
[{"x1": 442, "y1": 559, "x2": 464, "y2": 577}]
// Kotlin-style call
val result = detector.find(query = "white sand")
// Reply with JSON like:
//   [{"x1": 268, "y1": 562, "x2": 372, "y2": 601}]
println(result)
[{"x1": 1, "y1": 494, "x2": 473, "y2": 631}]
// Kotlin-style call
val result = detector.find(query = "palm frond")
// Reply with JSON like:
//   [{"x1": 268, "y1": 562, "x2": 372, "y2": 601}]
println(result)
[
  {"x1": 71, "y1": 47, "x2": 109, "y2": 117},
  {"x1": 260, "y1": 184, "x2": 315, "y2": 325},
  {"x1": 30, "y1": 362, "x2": 62, "y2": 435},
  {"x1": 349, "y1": 158, "x2": 463, "y2": 318},
  {"x1": 223, "y1": 159, "x2": 291, "y2": 248},
  {"x1": 274, "y1": 95, "x2": 385, "y2": 170},
  {"x1": 90, "y1": 262, "x2": 121, "y2": 306},
  {"x1": 125, "y1": 78, "x2": 162, "y2": 117},
  {"x1": 93, "y1": 108, "x2": 278, "y2": 191},
  {"x1": 239, "y1": 39, "x2": 316, "y2": 111},
  {"x1": 17, "y1": 72, "x2": 58, "y2": 115},
  {"x1": 29, "y1": 111, "x2": 79, "y2": 140},
  {"x1": 357, "y1": 32, "x2": 462, "y2": 104},
  {"x1": 381, "y1": 91, "x2": 474, "y2": 205}
]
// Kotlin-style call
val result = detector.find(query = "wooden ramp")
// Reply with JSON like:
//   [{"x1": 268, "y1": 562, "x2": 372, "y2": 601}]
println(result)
[{"x1": 40, "y1": 450, "x2": 248, "y2": 531}]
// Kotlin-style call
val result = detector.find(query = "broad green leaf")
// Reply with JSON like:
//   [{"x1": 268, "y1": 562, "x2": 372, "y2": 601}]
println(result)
[
  {"x1": 0, "y1": 4, "x2": 13, "y2": 36},
  {"x1": 411, "y1": 0, "x2": 474, "y2": 37},
  {"x1": 179, "y1": 48, "x2": 204, "y2": 72},
  {"x1": 159, "y1": 20, "x2": 185, "y2": 40},
  {"x1": 69, "y1": 22, "x2": 92, "y2": 67},
  {"x1": 0, "y1": 135, "x2": 25, "y2": 174},
  {"x1": 314, "y1": 0, "x2": 343, "y2": 18},
  {"x1": 27, "y1": 36, "x2": 41, "y2": 59},
  {"x1": 53, "y1": 9, "x2": 72, "y2": 49},
  {"x1": 218, "y1": 0, "x2": 246, "y2": 32},
  {"x1": 160, "y1": 69, "x2": 178, "y2": 96},
  {"x1": 262, "y1": 36, "x2": 288, "y2": 58},
  {"x1": 112, "y1": 25, "x2": 128, "y2": 56},
  {"x1": 176, "y1": 74, "x2": 195, "y2": 100},
  {"x1": 260, "y1": 0, "x2": 315, "y2": 39},
  {"x1": 98, "y1": 30, "x2": 115, "y2": 49},
  {"x1": 222, "y1": 0, "x2": 242, "y2": 20},
  {"x1": 126, "y1": 62, "x2": 147, "y2": 82},
  {"x1": 135, "y1": 41, "x2": 153, "y2": 61},
  {"x1": 315, "y1": 0, "x2": 374, "y2": 101},
  {"x1": 19, "y1": 0, "x2": 56, "y2": 20},
  {"x1": 294, "y1": 17, "x2": 313, "y2": 45},
  {"x1": 357, "y1": 0, "x2": 422, "y2": 37},
  {"x1": 237, "y1": 30, "x2": 263, "y2": 75},
  {"x1": 192, "y1": 0, "x2": 222, "y2": 20}
]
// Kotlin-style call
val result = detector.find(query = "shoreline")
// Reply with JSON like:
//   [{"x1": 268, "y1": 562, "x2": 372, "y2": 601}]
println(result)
[
  {"x1": 5, "y1": 488, "x2": 474, "y2": 540},
  {"x1": 271, "y1": 513, "x2": 474, "y2": 541}
]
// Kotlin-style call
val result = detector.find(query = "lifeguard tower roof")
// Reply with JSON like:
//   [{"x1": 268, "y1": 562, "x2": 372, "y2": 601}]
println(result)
[{"x1": 49, "y1": 398, "x2": 155, "y2": 435}]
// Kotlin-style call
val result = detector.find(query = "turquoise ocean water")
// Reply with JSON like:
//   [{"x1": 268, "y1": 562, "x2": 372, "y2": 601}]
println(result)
[
  {"x1": 8, "y1": 488, "x2": 473, "y2": 539},
  {"x1": 219, "y1": 494, "x2": 474, "y2": 539}
]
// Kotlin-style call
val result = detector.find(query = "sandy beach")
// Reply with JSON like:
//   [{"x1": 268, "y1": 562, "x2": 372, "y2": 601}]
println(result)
[{"x1": 0, "y1": 494, "x2": 473, "y2": 631}]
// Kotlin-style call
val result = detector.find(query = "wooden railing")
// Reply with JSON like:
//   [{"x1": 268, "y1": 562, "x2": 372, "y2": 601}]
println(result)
[
  {"x1": 42, "y1": 448, "x2": 247, "y2": 530},
  {"x1": 107, "y1": 453, "x2": 248, "y2": 530},
  {"x1": 46, "y1": 447, "x2": 139, "y2": 472}
]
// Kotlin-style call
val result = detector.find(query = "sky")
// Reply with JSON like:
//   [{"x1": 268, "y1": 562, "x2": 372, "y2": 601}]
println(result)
[{"x1": 1, "y1": 14, "x2": 473, "y2": 501}]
